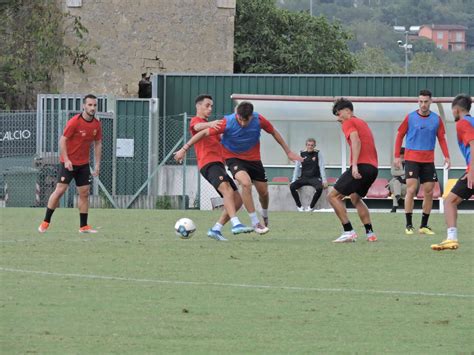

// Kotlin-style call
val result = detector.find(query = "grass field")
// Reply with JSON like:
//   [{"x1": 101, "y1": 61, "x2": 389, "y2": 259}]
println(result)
[{"x1": 1, "y1": 208, "x2": 473, "y2": 353}]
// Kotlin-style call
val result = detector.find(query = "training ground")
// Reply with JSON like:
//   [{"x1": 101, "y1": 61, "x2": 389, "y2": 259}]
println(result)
[{"x1": 1, "y1": 208, "x2": 473, "y2": 353}]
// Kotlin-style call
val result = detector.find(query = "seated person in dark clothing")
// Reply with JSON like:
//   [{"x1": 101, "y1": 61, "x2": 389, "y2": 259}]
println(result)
[
  {"x1": 290, "y1": 138, "x2": 328, "y2": 211},
  {"x1": 388, "y1": 147, "x2": 407, "y2": 212}
]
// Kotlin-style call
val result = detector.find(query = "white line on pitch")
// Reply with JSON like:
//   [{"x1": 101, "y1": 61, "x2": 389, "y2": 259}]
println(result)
[{"x1": 1, "y1": 267, "x2": 472, "y2": 299}]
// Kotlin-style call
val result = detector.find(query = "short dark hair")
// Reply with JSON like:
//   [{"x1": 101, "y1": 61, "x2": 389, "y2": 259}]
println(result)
[
  {"x1": 195, "y1": 94, "x2": 213, "y2": 104},
  {"x1": 83, "y1": 94, "x2": 97, "y2": 103},
  {"x1": 236, "y1": 101, "x2": 254, "y2": 119},
  {"x1": 452, "y1": 93, "x2": 472, "y2": 111},
  {"x1": 332, "y1": 98, "x2": 353, "y2": 116},
  {"x1": 419, "y1": 89, "x2": 432, "y2": 98}
]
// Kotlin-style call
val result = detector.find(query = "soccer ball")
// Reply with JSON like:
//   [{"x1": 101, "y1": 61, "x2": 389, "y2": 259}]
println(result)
[{"x1": 174, "y1": 218, "x2": 196, "y2": 239}]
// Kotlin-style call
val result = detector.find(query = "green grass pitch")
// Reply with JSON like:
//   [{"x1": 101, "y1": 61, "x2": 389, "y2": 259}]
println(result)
[{"x1": 1, "y1": 208, "x2": 473, "y2": 353}]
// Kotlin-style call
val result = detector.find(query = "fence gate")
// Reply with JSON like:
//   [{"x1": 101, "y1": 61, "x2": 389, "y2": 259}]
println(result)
[{"x1": 36, "y1": 95, "x2": 167, "y2": 208}]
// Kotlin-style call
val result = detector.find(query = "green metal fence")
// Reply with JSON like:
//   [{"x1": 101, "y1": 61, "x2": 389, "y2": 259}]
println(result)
[{"x1": 154, "y1": 74, "x2": 474, "y2": 118}]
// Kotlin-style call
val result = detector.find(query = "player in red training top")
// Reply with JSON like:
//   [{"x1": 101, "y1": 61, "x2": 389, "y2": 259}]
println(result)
[
  {"x1": 175, "y1": 101, "x2": 302, "y2": 234},
  {"x1": 394, "y1": 89, "x2": 450, "y2": 235},
  {"x1": 432, "y1": 94, "x2": 474, "y2": 251},
  {"x1": 328, "y1": 98, "x2": 379, "y2": 243},
  {"x1": 38, "y1": 94, "x2": 102, "y2": 234},
  {"x1": 184, "y1": 95, "x2": 253, "y2": 241}
]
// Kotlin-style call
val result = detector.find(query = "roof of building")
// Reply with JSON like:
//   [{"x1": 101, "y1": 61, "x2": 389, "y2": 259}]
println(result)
[{"x1": 421, "y1": 24, "x2": 468, "y2": 31}]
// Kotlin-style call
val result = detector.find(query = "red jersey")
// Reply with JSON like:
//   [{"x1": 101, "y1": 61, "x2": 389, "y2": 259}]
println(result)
[
  {"x1": 190, "y1": 116, "x2": 224, "y2": 169},
  {"x1": 456, "y1": 118, "x2": 474, "y2": 172},
  {"x1": 394, "y1": 112, "x2": 450, "y2": 162},
  {"x1": 341, "y1": 116, "x2": 378, "y2": 168},
  {"x1": 61, "y1": 114, "x2": 102, "y2": 165}
]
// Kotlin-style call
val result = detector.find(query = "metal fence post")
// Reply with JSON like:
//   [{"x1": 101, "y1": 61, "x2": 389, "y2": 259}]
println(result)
[{"x1": 182, "y1": 112, "x2": 187, "y2": 210}]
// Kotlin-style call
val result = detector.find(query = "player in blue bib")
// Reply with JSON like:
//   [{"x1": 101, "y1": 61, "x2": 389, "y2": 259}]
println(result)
[{"x1": 432, "y1": 94, "x2": 474, "y2": 251}]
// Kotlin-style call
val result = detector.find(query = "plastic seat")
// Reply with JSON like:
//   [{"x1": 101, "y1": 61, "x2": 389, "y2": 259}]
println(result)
[
  {"x1": 417, "y1": 181, "x2": 441, "y2": 199},
  {"x1": 366, "y1": 178, "x2": 390, "y2": 198},
  {"x1": 326, "y1": 177, "x2": 337, "y2": 185},
  {"x1": 272, "y1": 176, "x2": 290, "y2": 183}
]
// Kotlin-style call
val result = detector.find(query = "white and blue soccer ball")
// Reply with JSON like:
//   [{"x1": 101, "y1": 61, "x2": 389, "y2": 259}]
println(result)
[{"x1": 174, "y1": 218, "x2": 196, "y2": 239}]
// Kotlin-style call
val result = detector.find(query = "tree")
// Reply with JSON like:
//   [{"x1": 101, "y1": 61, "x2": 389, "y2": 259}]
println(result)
[
  {"x1": 0, "y1": 0, "x2": 97, "y2": 109},
  {"x1": 354, "y1": 47, "x2": 402, "y2": 74},
  {"x1": 408, "y1": 52, "x2": 451, "y2": 74},
  {"x1": 234, "y1": 0, "x2": 356, "y2": 74},
  {"x1": 411, "y1": 37, "x2": 436, "y2": 54}
]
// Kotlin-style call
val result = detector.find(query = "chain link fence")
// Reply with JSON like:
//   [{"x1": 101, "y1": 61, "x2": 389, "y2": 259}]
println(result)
[{"x1": 0, "y1": 108, "x2": 226, "y2": 210}]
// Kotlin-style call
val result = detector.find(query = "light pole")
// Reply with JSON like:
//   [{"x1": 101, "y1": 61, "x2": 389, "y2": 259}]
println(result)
[
  {"x1": 394, "y1": 26, "x2": 420, "y2": 75},
  {"x1": 310, "y1": 0, "x2": 313, "y2": 16}
]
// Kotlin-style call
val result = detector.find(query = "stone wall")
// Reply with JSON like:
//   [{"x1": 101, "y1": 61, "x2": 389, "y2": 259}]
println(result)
[{"x1": 59, "y1": 0, "x2": 235, "y2": 96}]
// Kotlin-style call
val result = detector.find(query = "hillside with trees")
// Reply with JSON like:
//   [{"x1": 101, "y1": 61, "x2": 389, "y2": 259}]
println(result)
[{"x1": 276, "y1": 0, "x2": 474, "y2": 74}]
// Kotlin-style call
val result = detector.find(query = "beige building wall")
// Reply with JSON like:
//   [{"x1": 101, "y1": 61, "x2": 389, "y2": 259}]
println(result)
[{"x1": 59, "y1": 0, "x2": 235, "y2": 96}]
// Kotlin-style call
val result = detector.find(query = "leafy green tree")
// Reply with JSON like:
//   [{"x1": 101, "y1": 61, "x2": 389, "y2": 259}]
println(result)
[
  {"x1": 436, "y1": 50, "x2": 474, "y2": 74},
  {"x1": 354, "y1": 47, "x2": 402, "y2": 74},
  {"x1": 408, "y1": 52, "x2": 451, "y2": 74},
  {"x1": 0, "y1": 0, "x2": 97, "y2": 109},
  {"x1": 235, "y1": 0, "x2": 356, "y2": 73},
  {"x1": 411, "y1": 37, "x2": 437, "y2": 54}
]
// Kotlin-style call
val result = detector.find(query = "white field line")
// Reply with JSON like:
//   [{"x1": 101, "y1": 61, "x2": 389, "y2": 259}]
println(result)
[{"x1": 1, "y1": 267, "x2": 473, "y2": 299}]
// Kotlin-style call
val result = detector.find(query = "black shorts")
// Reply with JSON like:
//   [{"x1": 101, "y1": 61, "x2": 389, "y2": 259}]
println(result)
[
  {"x1": 200, "y1": 162, "x2": 238, "y2": 197},
  {"x1": 290, "y1": 177, "x2": 323, "y2": 191},
  {"x1": 225, "y1": 158, "x2": 267, "y2": 182},
  {"x1": 450, "y1": 173, "x2": 474, "y2": 200},
  {"x1": 334, "y1": 164, "x2": 378, "y2": 197},
  {"x1": 405, "y1": 160, "x2": 438, "y2": 184},
  {"x1": 58, "y1": 163, "x2": 91, "y2": 187}
]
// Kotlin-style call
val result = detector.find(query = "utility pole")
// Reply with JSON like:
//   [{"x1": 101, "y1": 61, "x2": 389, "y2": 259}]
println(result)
[{"x1": 394, "y1": 26, "x2": 419, "y2": 75}]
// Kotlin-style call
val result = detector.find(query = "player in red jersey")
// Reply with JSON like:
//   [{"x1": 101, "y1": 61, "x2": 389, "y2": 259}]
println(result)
[
  {"x1": 175, "y1": 101, "x2": 302, "y2": 234},
  {"x1": 432, "y1": 94, "x2": 474, "y2": 251},
  {"x1": 394, "y1": 89, "x2": 450, "y2": 235},
  {"x1": 180, "y1": 95, "x2": 253, "y2": 241},
  {"x1": 38, "y1": 94, "x2": 102, "y2": 234},
  {"x1": 328, "y1": 98, "x2": 379, "y2": 243}
]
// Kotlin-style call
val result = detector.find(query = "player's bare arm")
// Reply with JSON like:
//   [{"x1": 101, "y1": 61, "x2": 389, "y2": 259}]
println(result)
[
  {"x1": 269, "y1": 129, "x2": 303, "y2": 162},
  {"x1": 59, "y1": 135, "x2": 73, "y2": 171},
  {"x1": 193, "y1": 119, "x2": 223, "y2": 131},
  {"x1": 93, "y1": 140, "x2": 102, "y2": 176},
  {"x1": 174, "y1": 128, "x2": 210, "y2": 163},
  {"x1": 349, "y1": 131, "x2": 362, "y2": 179}
]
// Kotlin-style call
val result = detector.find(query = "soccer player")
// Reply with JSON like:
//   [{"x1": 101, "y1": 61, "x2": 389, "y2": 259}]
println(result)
[
  {"x1": 184, "y1": 94, "x2": 253, "y2": 241},
  {"x1": 174, "y1": 101, "x2": 302, "y2": 234},
  {"x1": 290, "y1": 138, "x2": 328, "y2": 211},
  {"x1": 38, "y1": 94, "x2": 102, "y2": 234},
  {"x1": 432, "y1": 94, "x2": 473, "y2": 251},
  {"x1": 328, "y1": 98, "x2": 378, "y2": 243},
  {"x1": 394, "y1": 89, "x2": 450, "y2": 235}
]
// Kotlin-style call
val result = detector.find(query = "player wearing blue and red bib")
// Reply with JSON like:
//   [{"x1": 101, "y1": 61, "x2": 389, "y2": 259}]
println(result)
[
  {"x1": 394, "y1": 89, "x2": 450, "y2": 235},
  {"x1": 175, "y1": 101, "x2": 302, "y2": 234},
  {"x1": 432, "y1": 94, "x2": 474, "y2": 251},
  {"x1": 187, "y1": 95, "x2": 254, "y2": 241}
]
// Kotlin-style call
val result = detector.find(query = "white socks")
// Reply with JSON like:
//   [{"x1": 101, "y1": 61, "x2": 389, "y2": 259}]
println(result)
[
  {"x1": 249, "y1": 212, "x2": 259, "y2": 226},
  {"x1": 212, "y1": 222, "x2": 223, "y2": 232},
  {"x1": 230, "y1": 217, "x2": 241, "y2": 227},
  {"x1": 447, "y1": 227, "x2": 458, "y2": 241},
  {"x1": 261, "y1": 209, "x2": 268, "y2": 218}
]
